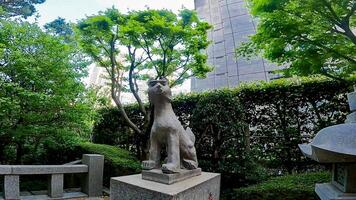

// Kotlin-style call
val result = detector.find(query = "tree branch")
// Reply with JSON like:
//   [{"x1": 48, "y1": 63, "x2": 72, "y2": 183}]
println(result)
[
  {"x1": 299, "y1": 35, "x2": 356, "y2": 64},
  {"x1": 127, "y1": 46, "x2": 147, "y2": 116},
  {"x1": 109, "y1": 38, "x2": 141, "y2": 134}
]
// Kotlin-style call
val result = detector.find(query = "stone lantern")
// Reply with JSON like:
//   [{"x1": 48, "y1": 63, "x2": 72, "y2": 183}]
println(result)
[{"x1": 299, "y1": 87, "x2": 356, "y2": 200}]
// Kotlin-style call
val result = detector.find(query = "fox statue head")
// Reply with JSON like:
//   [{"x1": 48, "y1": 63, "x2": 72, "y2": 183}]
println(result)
[{"x1": 148, "y1": 77, "x2": 172, "y2": 104}]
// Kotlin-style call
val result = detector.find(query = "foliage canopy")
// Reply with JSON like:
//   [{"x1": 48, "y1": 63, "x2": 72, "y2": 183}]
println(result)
[
  {"x1": 0, "y1": 0, "x2": 45, "y2": 18},
  {"x1": 236, "y1": 0, "x2": 356, "y2": 80},
  {"x1": 0, "y1": 19, "x2": 96, "y2": 164}
]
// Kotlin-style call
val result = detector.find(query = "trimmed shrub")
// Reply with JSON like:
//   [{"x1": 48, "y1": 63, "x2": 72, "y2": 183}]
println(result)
[
  {"x1": 77, "y1": 142, "x2": 140, "y2": 186},
  {"x1": 224, "y1": 171, "x2": 330, "y2": 200},
  {"x1": 78, "y1": 142, "x2": 141, "y2": 172}
]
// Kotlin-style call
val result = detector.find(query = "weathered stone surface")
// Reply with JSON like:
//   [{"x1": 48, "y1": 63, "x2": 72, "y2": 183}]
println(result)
[
  {"x1": 110, "y1": 172, "x2": 221, "y2": 200},
  {"x1": 81, "y1": 154, "x2": 104, "y2": 197},
  {"x1": 299, "y1": 123, "x2": 356, "y2": 163},
  {"x1": 142, "y1": 78, "x2": 198, "y2": 174},
  {"x1": 315, "y1": 183, "x2": 356, "y2": 200},
  {"x1": 0, "y1": 166, "x2": 11, "y2": 174},
  {"x1": 331, "y1": 164, "x2": 356, "y2": 193},
  {"x1": 18, "y1": 192, "x2": 88, "y2": 200},
  {"x1": 346, "y1": 112, "x2": 356, "y2": 124},
  {"x1": 347, "y1": 91, "x2": 356, "y2": 112},
  {"x1": 142, "y1": 168, "x2": 202, "y2": 185},
  {"x1": 48, "y1": 174, "x2": 64, "y2": 198},
  {"x1": 4, "y1": 175, "x2": 20, "y2": 200},
  {"x1": 20, "y1": 191, "x2": 32, "y2": 196},
  {"x1": 62, "y1": 192, "x2": 88, "y2": 199},
  {"x1": 30, "y1": 190, "x2": 48, "y2": 195},
  {"x1": 10, "y1": 165, "x2": 88, "y2": 175}
]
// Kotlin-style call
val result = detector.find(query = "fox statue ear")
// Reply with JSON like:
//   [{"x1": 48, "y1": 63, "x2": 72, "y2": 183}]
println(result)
[
  {"x1": 159, "y1": 77, "x2": 169, "y2": 85},
  {"x1": 147, "y1": 79, "x2": 155, "y2": 87},
  {"x1": 159, "y1": 77, "x2": 173, "y2": 102}
]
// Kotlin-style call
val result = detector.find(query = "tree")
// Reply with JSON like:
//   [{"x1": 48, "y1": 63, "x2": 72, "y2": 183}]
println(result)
[
  {"x1": 0, "y1": 0, "x2": 45, "y2": 18},
  {"x1": 236, "y1": 0, "x2": 356, "y2": 80},
  {"x1": 44, "y1": 17, "x2": 73, "y2": 38},
  {"x1": 0, "y1": 19, "x2": 96, "y2": 164},
  {"x1": 76, "y1": 8, "x2": 212, "y2": 158}
]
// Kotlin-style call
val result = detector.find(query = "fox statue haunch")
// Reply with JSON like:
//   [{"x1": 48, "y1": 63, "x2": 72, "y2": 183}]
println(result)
[{"x1": 142, "y1": 78, "x2": 198, "y2": 174}]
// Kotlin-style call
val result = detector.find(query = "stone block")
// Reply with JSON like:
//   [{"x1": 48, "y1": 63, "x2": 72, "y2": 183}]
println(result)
[
  {"x1": 142, "y1": 168, "x2": 202, "y2": 185},
  {"x1": 111, "y1": 172, "x2": 221, "y2": 200},
  {"x1": 81, "y1": 154, "x2": 104, "y2": 197},
  {"x1": 347, "y1": 91, "x2": 356, "y2": 112},
  {"x1": 345, "y1": 112, "x2": 356, "y2": 123},
  {"x1": 316, "y1": 183, "x2": 356, "y2": 200},
  {"x1": 332, "y1": 164, "x2": 356, "y2": 193},
  {"x1": 48, "y1": 174, "x2": 64, "y2": 198},
  {"x1": 0, "y1": 166, "x2": 11, "y2": 174},
  {"x1": 10, "y1": 165, "x2": 88, "y2": 174},
  {"x1": 4, "y1": 175, "x2": 20, "y2": 200}
]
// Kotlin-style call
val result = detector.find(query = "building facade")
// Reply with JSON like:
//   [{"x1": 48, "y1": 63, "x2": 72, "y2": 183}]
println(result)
[{"x1": 191, "y1": 0, "x2": 280, "y2": 92}]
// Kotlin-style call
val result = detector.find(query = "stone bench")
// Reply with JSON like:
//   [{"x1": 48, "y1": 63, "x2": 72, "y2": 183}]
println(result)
[{"x1": 0, "y1": 154, "x2": 104, "y2": 200}]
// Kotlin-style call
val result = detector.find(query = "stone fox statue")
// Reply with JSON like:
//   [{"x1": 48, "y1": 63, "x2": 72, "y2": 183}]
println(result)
[{"x1": 142, "y1": 78, "x2": 198, "y2": 174}]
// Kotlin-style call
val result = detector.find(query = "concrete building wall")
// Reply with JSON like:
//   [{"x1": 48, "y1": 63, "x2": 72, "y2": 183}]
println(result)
[{"x1": 192, "y1": 0, "x2": 280, "y2": 92}]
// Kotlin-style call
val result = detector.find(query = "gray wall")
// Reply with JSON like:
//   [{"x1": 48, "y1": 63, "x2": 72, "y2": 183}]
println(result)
[{"x1": 191, "y1": 0, "x2": 280, "y2": 92}]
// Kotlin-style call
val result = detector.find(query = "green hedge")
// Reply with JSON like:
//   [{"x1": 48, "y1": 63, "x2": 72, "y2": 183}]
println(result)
[
  {"x1": 224, "y1": 171, "x2": 330, "y2": 200},
  {"x1": 93, "y1": 76, "x2": 355, "y2": 186},
  {"x1": 78, "y1": 142, "x2": 141, "y2": 172}
]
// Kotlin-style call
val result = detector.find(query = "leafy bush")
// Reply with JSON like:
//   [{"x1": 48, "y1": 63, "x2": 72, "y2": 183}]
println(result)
[
  {"x1": 238, "y1": 77, "x2": 354, "y2": 173},
  {"x1": 224, "y1": 171, "x2": 330, "y2": 200}
]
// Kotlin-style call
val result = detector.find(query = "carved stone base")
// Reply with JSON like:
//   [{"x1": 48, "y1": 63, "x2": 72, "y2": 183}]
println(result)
[
  {"x1": 315, "y1": 183, "x2": 356, "y2": 200},
  {"x1": 110, "y1": 172, "x2": 220, "y2": 200},
  {"x1": 142, "y1": 168, "x2": 202, "y2": 185}
]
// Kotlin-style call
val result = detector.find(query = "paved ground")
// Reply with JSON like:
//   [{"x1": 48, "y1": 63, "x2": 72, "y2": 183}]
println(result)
[{"x1": 0, "y1": 189, "x2": 110, "y2": 200}]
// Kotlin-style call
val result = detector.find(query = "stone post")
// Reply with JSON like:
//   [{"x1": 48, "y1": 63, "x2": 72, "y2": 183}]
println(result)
[
  {"x1": 4, "y1": 175, "x2": 20, "y2": 200},
  {"x1": 347, "y1": 88, "x2": 356, "y2": 112},
  {"x1": 81, "y1": 154, "x2": 104, "y2": 197},
  {"x1": 48, "y1": 174, "x2": 64, "y2": 198}
]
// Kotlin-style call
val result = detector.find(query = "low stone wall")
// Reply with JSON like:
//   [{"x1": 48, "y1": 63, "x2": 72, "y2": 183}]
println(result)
[{"x1": 0, "y1": 154, "x2": 104, "y2": 200}]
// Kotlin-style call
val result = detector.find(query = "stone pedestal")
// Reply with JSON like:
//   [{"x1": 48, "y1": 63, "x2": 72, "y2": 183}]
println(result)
[
  {"x1": 315, "y1": 183, "x2": 356, "y2": 200},
  {"x1": 142, "y1": 168, "x2": 202, "y2": 185},
  {"x1": 110, "y1": 172, "x2": 221, "y2": 200}
]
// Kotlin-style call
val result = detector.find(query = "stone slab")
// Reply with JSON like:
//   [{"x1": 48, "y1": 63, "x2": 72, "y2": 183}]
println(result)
[
  {"x1": 142, "y1": 168, "x2": 202, "y2": 185},
  {"x1": 347, "y1": 92, "x2": 356, "y2": 112},
  {"x1": 110, "y1": 172, "x2": 221, "y2": 200},
  {"x1": 10, "y1": 165, "x2": 88, "y2": 175},
  {"x1": 345, "y1": 112, "x2": 356, "y2": 123},
  {"x1": 30, "y1": 191, "x2": 48, "y2": 195},
  {"x1": 316, "y1": 183, "x2": 356, "y2": 200},
  {"x1": 19, "y1": 192, "x2": 87, "y2": 200},
  {"x1": 20, "y1": 191, "x2": 32, "y2": 196},
  {"x1": 0, "y1": 166, "x2": 12, "y2": 174}
]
